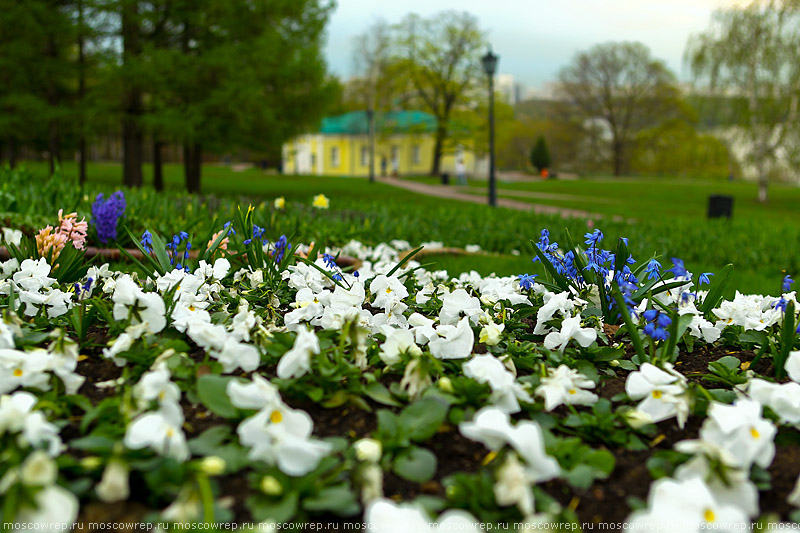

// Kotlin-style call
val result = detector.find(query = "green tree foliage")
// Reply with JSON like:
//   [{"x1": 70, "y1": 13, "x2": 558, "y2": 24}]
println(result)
[
  {"x1": 557, "y1": 42, "x2": 682, "y2": 177},
  {"x1": 394, "y1": 11, "x2": 486, "y2": 176},
  {"x1": 687, "y1": 0, "x2": 800, "y2": 203},
  {"x1": 1, "y1": 0, "x2": 336, "y2": 193},
  {"x1": 631, "y1": 119, "x2": 733, "y2": 179},
  {"x1": 530, "y1": 135, "x2": 551, "y2": 172}
]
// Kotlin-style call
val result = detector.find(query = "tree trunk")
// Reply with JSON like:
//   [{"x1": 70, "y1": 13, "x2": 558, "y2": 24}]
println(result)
[
  {"x1": 78, "y1": 0, "x2": 87, "y2": 185},
  {"x1": 153, "y1": 140, "x2": 164, "y2": 191},
  {"x1": 48, "y1": 126, "x2": 60, "y2": 176},
  {"x1": 8, "y1": 139, "x2": 17, "y2": 169},
  {"x1": 183, "y1": 143, "x2": 202, "y2": 194},
  {"x1": 431, "y1": 125, "x2": 446, "y2": 176},
  {"x1": 121, "y1": 1, "x2": 143, "y2": 187},
  {"x1": 611, "y1": 137, "x2": 624, "y2": 177},
  {"x1": 757, "y1": 157, "x2": 769, "y2": 203}
]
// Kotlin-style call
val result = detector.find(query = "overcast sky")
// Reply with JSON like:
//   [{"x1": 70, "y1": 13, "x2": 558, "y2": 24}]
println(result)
[{"x1": 323, "y1": 0, "x2": 745, "y2": 88}]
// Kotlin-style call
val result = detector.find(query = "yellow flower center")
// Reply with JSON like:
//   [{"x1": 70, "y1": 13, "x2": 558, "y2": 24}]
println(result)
[
  {"x1": 385, "y1": 287, "x2": 392, "y2": 294},
  {"x1": 313, "y1": 298, "x2": 318, "y2": 303},
  {"x1": 13, "y1": 368, "x2": 23, "y2": 377},
  {"x1": 166, "y1": 428, "x2": 175, "y2": 438},
  {"x1": 651, "y1": 390, "x2": 662, "y2": 399},
  {"x1": 750, "y1": 427, "x2": 760, "y2": 439},
  {"x1": 568, "y1": 389, "x2": 577, "y2": 395},
  {"x1": 270, "y1": 410, "x2": 283, "y2": 423},
  {"x1": 188, "y1": 305, "x2": 195, "y2": 312},
  {"x1": 703, "y1": 508, "x2": 715, "y2": 522}
]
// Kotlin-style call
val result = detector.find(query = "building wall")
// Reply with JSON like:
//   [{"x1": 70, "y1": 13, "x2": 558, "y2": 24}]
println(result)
[{"x1": 282, "y1": 133, "x2": 482, "y2": 177}]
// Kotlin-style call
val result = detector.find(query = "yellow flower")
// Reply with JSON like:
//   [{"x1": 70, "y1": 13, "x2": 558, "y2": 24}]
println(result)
[
  {"x1": 274, "y1": 197, "x2": 285, "y2": 209},
  {"x1": 312, "y1": 194, "x2": 329, "y2": 209}
]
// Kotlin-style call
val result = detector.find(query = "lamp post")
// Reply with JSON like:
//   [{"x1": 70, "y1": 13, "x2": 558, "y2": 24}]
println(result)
[{"x1": 481, "y1": 46, "x2": 499, "y2": 207}]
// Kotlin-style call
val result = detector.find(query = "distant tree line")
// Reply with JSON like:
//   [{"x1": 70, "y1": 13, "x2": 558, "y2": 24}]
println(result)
[{"x1": 0, "y1": 0, "x2": 337, "y2": 192}]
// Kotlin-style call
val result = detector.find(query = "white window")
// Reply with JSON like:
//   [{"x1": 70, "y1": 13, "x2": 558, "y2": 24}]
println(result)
[
  {"x1": 330, "y1": 146, "x2": 340, "y2": 168},
  {"x1": 412, "y1": 144, "x2": 421, "y2": 165},
  {"x1": 361, "y1": 146, "x2": 368, "y2": 167}
]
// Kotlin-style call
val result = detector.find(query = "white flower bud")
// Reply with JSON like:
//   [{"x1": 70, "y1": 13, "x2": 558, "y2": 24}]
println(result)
[
  {"x1": 354, "y1": 438, "x2": 382, "y2": 463},
  {"x1": 260, "y1": 475, "x2": 283, "y2": 495},
  {"x1": 21, "y1": 451, "x2": 57, "y2": 486},
  {"x1": 437, "y1": 377, "x2": 454, "y2": 393},
  {"x1": 198, "y1": 456, "x2": 226, "y2": 476},
  {"x1": 96, "y1": 460, "x2": 130, "y2": 503}
]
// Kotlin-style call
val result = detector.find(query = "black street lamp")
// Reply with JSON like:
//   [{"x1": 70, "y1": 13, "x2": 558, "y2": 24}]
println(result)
[{"x1": 481, "y1": 46, "x2": 499, "y2": 207}]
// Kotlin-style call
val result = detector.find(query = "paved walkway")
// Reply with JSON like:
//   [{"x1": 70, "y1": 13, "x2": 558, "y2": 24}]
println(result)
[{"x1": 378, "y1": 177, "x2": 625, "y2": 221}]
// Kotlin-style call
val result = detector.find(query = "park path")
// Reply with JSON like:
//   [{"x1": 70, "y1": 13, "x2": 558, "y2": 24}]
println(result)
[{"x1": 378, "y1": 177, "x2": 625, "y2": 221}]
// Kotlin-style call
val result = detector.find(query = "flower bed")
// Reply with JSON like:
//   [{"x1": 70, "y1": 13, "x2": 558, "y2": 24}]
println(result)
[{"x1": 1, "y1": 201, "x2": 799, "y2": 530}]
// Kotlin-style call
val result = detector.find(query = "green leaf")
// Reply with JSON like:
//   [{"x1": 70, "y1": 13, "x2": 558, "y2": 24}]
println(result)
[
  {"x1": 386, "y1": 246, "x2": 424, "y2": 277},
  {"x1": 364, "y1": 382, "x2": 403, "y2": 407},
  {"x1": 701, "y1": 264, "x2": 734, "y2": 316},
  {"x1": 247, "y1": 492, "x2": 298, "y2": 523},
  {"x1": 530, "y1": 239, "x2": 570, "y2": 290},
  {"x1": 196, "y1": 375, "x2": 239, "y2": 418},
  {"x1": 398, "y1": 398, "x2": 448, "y2": 442},
  {"x1": 302, "y1": 484, "x2": 359, "y2": 515},
  {"x1": 776, "y1": 300, "x2": 796, "y2": 379},
  {"x1": 393, "y1": 446, "x2": 437, "y2": 483},
  {"x1": 715, "y1": 356, "x2": 741, "y2": 370}
]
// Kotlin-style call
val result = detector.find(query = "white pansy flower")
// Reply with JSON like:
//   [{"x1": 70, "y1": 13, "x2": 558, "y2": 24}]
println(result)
[
  {"x1": 699, "y1": 399, "x2": 776, "y2": 470},
  {"x1": 429, "y1": 317, "x2": 474, "y2": 359},
  {"x1": 379, "y1": 328, "x2": 421, "y2": 367},
  {"x1": 627, "y1": 476, "x2": 748, "y2": 531},
  {"x1": 133, "y1": 364, "x2": 180, "y2": 408},
  {"x1": 277, "y1": 327, "x2": 319, "y2": 379},
  {"x1": 463, "y1": 354, "x2": 532, "y2": 414},
  {"x1": 124, "y1": 401, "x2": 189, "y2": 462},
  {"x1": 0, "y1": 348, "x2": 51, "y2": 394},
  {"x1": 227, "y1": 374, "x2": 281, "y2": 411},
  {"x1": 479, "y1": 321, "x2": 505, "y2": 346},
  {"x1": 543, "y1": 315, "x2": 597, "y2": 353},
  {"x1": 625, "y1": 363, "x2": 690, "y2": 428},
  {"x1": 237, "y1": 403, "x2": 331, "y2": 476},
  {"x1": 364, "y1": 499, "x2": 479, "y2": 533},
  {"x1": 786, "y1": 351, "x2": 800, "y2": 383},
  {"x1": 533, "y1": 291, "x2": 580, "y2": 335},
  {"x1": 494, "y1": 453, "x2": 535, "y2": 516},
  {"x1": 13, "y1": 485, "x2": 79, "y2": 527},
  {"x1": 439, "y1": 288, "x2": 482, "y2": 326},
  {"x1": 20, "y1": 450, "x2": 57, "y2": 486},
  {"x1": 747, "y1": 378, "x2": 800, "y2": 425},
  {"x1": 214, "y1": 336, "x2": 260, "y2": 373},
  {"x1": 535, "y1": 365, "x2": 598, "y2": 411},
  {"x1": 370, "y1": 275, "x2": 408, "y2": 310}
]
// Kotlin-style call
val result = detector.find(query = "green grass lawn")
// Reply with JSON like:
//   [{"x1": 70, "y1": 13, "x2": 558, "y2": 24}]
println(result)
[
  {"x1": 405, "y1": 175, "x2": 800, "y2": 223},
  {"x1": 23, "y1": 161, "x2": 461, "y2": 208},
  {"x1": 12, "y1": 160, "x2": 795, "y2": 297}
]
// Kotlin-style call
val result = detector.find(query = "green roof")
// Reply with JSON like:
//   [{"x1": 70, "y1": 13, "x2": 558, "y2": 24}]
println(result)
[{"x1": 319, "y1": 111, "x2": 436, "y2": 135}]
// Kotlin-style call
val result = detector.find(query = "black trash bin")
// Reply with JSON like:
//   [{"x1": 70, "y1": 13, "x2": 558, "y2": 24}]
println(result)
[
  {"x1": 708, "y1": 195, "x2": 733, "y2": 219},
  {"x1": 441, "y1": 172, "x2": 450, "y2": 185}
]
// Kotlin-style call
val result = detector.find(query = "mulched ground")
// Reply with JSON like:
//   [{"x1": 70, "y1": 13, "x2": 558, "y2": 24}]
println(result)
[{"x1": 68, "y1": 324, "x2": 800, "y2": 526}]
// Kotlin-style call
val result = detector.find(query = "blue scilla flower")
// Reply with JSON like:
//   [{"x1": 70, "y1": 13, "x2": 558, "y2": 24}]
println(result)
[
  {"x1": 223, "y1": 221, "x2": 236, "y2": 236},
  {"x1": 332, "y1": 272, "x2": 343, "y2": 282},
  {"x1": 253, "y1": 225, "x2": 265, "y2": 240},
  {"x1": 517, "y1": 273, "x2": 537, "y2": 290},
  {"x1": 774, "y1": 297, "x2": 788, "y2": 312},
  {"x1": 643, "y1": 309, "x2": 671, "y2": 341},
  {"x1": 784, "y1": 275, "x2": 795, "y2": 293},
  {"x1": 584, "y1": 229, "x2": 604, "y2": 248},
  {"x1": 92, "y1": 191, "x2": 126, "y2": 244},
  {"x1": 322, "y1": 253, "x2": 337, "y2": 269},
  {"x1": 141, "y1": 230, "x2": 153, "y2": 253},
  {"x1": 273, "y1": 235, "x2": 291, "y2": 263},
  {"x1": 644, "y1": 259, "x2": 662, "y2": 281},
  {"x1": 354, "y1": 271, "x2": 360, "y2": 278},
  {"x1": 243, "y1": 239, "x2": 252, "y2": 245},
  {"x1": 668, "y1": 258, "x2": 687, "y2": 278},
  {"x1": 698, "y1": 272, "x2": 713, "y2": 286}
]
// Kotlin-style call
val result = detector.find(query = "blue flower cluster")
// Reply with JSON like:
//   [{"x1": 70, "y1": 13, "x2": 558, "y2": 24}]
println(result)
[
  {"x1": 167, "y1": 232, "x2": 191, "y2": 272},
  {"x1": 517, "y1": 273, "x2": 537, "y2": 290},
  {"x1": 141, "y1": 231, "x2": 153, "y2": 254},
  {"x1": 73, "y1": 277, "x2": 93, "y2": 298},
  {"x1": 643, "y1": 309, "x2": 671, "y2": 341},
  {"x1": 322, "y1": 253, "x2": 344, "y2": 282},
  {"x1": 273, "y1": 235, "x2": 291, "y2": 264},
  {"x1": 784, "y1": 275, "x2": 795, "y2": 292},
  {"x1": 91, "y1": 191, "x2": 126, "y2": 244},
  {"x1": 533, "y1": 229, "x2": 582, "y2": 284},
  {"x1": 244, "y1": 224, "x2": 268, "y2": 247}
]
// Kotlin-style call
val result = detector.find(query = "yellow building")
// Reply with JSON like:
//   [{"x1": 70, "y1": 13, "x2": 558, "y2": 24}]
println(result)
[{"x1": 281, "y1": 110, "x2": 484, "y2": 177}]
